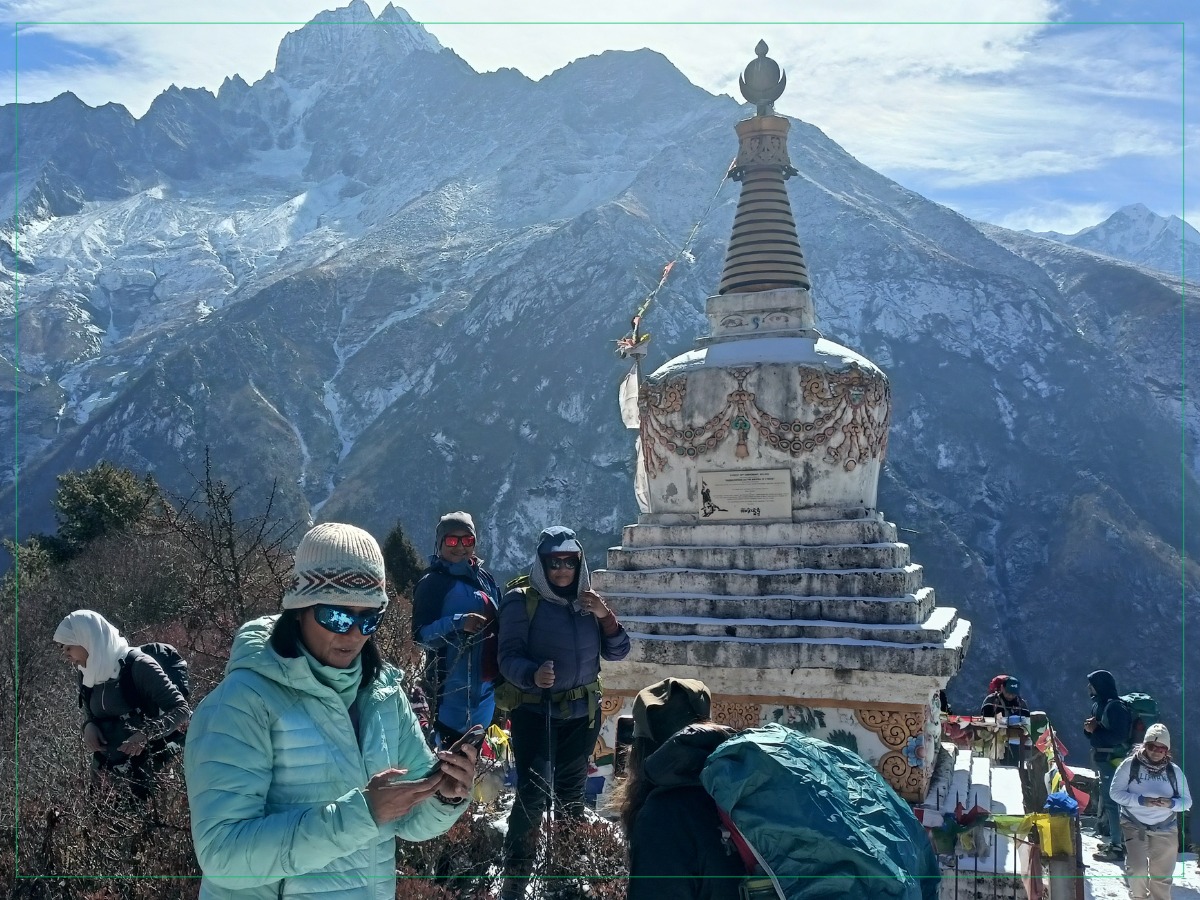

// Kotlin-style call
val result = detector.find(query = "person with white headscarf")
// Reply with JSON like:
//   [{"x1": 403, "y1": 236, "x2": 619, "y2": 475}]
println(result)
[{"x1": 54, "y1": 609, "x2": 190, "y2": 799}]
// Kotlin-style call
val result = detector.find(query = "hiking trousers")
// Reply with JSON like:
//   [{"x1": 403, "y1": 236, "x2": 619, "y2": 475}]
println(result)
[
  {"x1": 1121, "y1": 817, "x2": 1178, "y2": 900},
  {"x1": 1097, "y1": 757, "x2": 1125, "y2": 850},
  {"x1": 502, "y1": 706, "x2": 601, "y2": 871}
]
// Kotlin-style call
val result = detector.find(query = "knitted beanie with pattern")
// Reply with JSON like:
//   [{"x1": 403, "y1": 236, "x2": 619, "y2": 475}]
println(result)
[{"x1": 281, "y1": 522, "x2": 388, "y2": 610}]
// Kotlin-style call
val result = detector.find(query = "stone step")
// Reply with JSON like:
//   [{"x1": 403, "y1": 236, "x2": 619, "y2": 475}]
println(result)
[
  {"x1": 621, "y1": 518, "x2": 898, "y2": 548},
  {"x1": 592, "y1": 563, "x2": 924, "y2": 600},
  {"x1": 605, "y1": 542, "x2": 911, "y2": 572},
  {"x1": 620, "y1": 604, "x2": 959, "y2": 644},
  {"x1": 602, "y1": 586, "x2": 936, "y2": 626},
  {"x1": 622, "y1": 615, "x2": 971, "y2": 676}
]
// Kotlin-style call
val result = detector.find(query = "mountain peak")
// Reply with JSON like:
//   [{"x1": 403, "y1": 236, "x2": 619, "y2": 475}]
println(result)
[
  {"x1": 274, "y1": 1, "x2": 442, "y2": 86},
  {"x1": 1049, "y1": 202, "x2": 1200, "y2": 279}
]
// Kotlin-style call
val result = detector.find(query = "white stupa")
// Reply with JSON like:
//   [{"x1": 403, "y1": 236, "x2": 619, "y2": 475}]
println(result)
[{"x1": 591, "y1": 41, "x2": 970, "y2": 802}]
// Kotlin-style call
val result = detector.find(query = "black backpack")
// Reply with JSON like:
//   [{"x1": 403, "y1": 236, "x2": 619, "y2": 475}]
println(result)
[
  {"x1": 124, "y1": 643, "x2": 190, "y2": 716},
  {"x1": 79, "y1": 642, "x2": 190, "y2": 718}
]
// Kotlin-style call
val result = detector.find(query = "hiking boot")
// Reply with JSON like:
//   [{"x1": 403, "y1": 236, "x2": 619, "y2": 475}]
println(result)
[{"x1": 1092, "y1": 846, "x2": 1125, "y2": 862}]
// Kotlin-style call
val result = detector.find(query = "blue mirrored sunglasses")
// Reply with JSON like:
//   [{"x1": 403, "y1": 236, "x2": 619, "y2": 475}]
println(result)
[{"x1": 312, "y1": 604, "x2": 385, "y2": 635}]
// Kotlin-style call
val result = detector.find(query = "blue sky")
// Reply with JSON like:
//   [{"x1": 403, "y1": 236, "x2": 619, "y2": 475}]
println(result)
[{"x1": 0, "y1": 0, "x2": 1192, "y2": 234}]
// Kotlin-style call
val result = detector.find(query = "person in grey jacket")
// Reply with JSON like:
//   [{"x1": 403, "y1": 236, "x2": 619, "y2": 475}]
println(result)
[
  {"x1": 54, "y1": 609, "x2": 190, "y2": 800},
  {"x1": 497, "y1": 526, "x2": 630, "y2": 898}
]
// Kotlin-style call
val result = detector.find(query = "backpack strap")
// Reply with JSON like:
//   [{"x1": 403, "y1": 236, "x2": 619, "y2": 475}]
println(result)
[
  {"x1": 1129, "y1": 757, "x2": 1181, "y2": 799},
  {"x1": 501, "y1": 579, "x2": 541, "y2": 624},
  {"x1": 118, "y1": 648, "x2": 167, "y2": 717},
  {"x1": 117, "y1": 650, "x2": 144, "y2": 712}
]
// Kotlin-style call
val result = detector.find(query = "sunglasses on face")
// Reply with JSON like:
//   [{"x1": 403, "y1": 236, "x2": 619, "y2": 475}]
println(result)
[
  {"x1": 546, "y1": 557, "x2": 580, "y2": 571},
  {"x1": 1144, "y1": 742, "x2": 1168, "y2": 753},
  {"x1": 443, "y1": 534, "x2": 476, "y2": 548},
  {"x1": 312, "y1": 604, "x2": 386, "y2": 635}
]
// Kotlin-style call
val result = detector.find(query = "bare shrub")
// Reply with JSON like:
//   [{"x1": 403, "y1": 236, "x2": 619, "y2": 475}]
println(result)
[
  {"x1": 539, "y1": 817, "x2": 629, "y2": 900},
  {"x1": 160, "y1": 451, "x2": 297, "y2": 669},
  {"x1": 395, "y1": 812, "x2": 502, "y2": 898}
]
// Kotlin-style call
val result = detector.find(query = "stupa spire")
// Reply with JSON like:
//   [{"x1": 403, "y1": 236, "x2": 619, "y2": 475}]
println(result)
[{"x1": 717, "y1": 40, "x2": 810, "y2": 296}]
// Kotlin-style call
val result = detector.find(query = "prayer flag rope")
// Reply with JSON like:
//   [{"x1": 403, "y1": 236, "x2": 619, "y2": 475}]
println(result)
[{"x1": 615, "y1": 159, "x2": 736, "y2": 362}]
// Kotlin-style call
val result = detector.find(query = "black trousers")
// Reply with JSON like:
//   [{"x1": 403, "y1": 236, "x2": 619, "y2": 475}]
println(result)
[{"x1": 503, "y1": 705, "x2": 600, "y2": 870}]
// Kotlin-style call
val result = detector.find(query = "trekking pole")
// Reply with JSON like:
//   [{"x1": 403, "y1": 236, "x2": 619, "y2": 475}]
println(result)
[{"x1": 544, "y1": 690, "x2": 556, "y2": 892}]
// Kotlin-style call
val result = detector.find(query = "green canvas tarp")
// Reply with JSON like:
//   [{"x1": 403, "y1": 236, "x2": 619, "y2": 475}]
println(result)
[{"x1": 700, "y1": 723, "x2": 941, "y2": 900}]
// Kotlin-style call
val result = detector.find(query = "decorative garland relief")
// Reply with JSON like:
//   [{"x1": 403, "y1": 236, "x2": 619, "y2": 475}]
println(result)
[{"x1": 640, "y1": 364, "x2": 890, "y2": 477}]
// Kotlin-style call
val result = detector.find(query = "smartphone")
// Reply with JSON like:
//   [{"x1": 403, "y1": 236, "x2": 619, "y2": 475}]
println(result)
[
  {"x1": 423, "y1": 725, "x2": 487, "y2": 778},
  {"x1": 388, "y1": 726, "x2": 487, "y2": 785}
]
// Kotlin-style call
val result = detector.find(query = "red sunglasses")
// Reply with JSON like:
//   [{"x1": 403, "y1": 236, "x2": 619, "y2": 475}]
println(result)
[
  {"x1": 1144, "y1": 742, "x2": 1169, "y2": 753},
  {"x1": 443, "y1": 534, "x2": 476, "y2": 548}
]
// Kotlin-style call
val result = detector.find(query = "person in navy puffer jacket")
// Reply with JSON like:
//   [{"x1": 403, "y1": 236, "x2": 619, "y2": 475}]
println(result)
[
  {"x1": 497, "y1": 526, "x2": 630, "y2": 897},
  {"x1": 412, "y1": 511, "x2": 502, "y2": 747}
]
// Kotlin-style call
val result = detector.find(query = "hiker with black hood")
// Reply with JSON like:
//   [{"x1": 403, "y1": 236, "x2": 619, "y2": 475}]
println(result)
[
  {"x1": 618, "y1": 677, "x2": 744, "y2": 900},
  {"x1": 54, "y1": 609, "x2": 190, "y2": 801},
  {"x1": 412, "y1": 511, "x2": 502, "y2": 747},
  {"x1": 496, "y1": 525, "x2": 630, "y2": 898},
  {"x1": 1085, "y1": 668, "x2": 1133, "y2": 860}
]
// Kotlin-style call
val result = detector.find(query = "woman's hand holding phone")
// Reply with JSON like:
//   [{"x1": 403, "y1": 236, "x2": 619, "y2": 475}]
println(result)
[
  {"x1": 434, "y1": 725, "x2": 484, "y2": 801},
  {"x1": 365, "y1": 768, "x2": 440, "y2": 824}
]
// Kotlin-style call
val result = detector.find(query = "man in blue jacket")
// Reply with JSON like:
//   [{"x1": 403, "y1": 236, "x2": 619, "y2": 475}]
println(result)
[
  {"x1": 412, "y1": 511, "x2": 502, "y2": 746},
  {"x1": 1085, "y1": 669, "x2": 1133, "y2": 860}
]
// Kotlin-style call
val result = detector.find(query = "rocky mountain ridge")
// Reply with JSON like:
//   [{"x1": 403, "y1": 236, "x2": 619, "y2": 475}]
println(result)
[{"x1": 1028, "y1": 202, "x2": 1199, "y2": 281}]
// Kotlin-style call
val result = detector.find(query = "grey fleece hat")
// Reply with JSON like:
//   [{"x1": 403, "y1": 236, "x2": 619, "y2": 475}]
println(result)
[{"x1": 435, "y1": 511, "x2": 476, "y2": 548}]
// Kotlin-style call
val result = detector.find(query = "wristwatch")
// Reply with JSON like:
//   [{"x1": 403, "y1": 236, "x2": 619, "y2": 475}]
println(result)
[{"x1": 435, "y1": 790, "x2": 466, "y2": 806}]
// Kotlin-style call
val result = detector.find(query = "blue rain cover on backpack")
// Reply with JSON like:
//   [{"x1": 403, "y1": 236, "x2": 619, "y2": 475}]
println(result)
[{"x1": 699, "y1": 723, "x2": 940, "y2": 900}]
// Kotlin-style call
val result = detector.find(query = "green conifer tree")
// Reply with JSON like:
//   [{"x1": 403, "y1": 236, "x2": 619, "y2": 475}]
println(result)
[{"x1": 382, "y1": 521, "x2": 424, "y2": 598}]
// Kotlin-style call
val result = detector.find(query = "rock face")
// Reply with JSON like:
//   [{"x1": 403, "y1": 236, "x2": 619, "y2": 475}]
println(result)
[
  {"x1": 1, "y1": 5, "x2": 1196, "y2": 782},
  {"x1": 592, "y1": 51, "x2": 967, "y2": 801}
]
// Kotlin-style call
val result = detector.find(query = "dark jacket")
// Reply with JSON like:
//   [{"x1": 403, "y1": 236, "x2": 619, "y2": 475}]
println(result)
[
  {"x1": 497, "y1": 587, "x2": 630, "y2": 719},
  {"x1": 980, "y1": 691, "x2": 1030, "y2": 718},
  {"x1": 628, "y1": 727, "x2": 744, "y2": 900},
  {"x1": 412, "y1": 557, "x2": 501, "y2": 733},
  {"x1": 81, "y1": 648, "x2": 190, "y2": 762},
  {"x1": 1086, "y1": 669, "x2": 1132, "y2": 759}
]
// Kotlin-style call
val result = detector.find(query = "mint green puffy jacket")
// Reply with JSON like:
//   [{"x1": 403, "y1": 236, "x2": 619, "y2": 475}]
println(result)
[{"x1": 185, "y1": 616, "x2": 465, "y2": 899}]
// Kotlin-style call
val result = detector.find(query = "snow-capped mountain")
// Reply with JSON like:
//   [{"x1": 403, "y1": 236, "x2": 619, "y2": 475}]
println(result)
[
  {"x1": 2, "y1": 4, "x2": 1196, "y2": 771},
  {"x1": 1030, "y1": 202, "x2": 1200, "y2": 281}
]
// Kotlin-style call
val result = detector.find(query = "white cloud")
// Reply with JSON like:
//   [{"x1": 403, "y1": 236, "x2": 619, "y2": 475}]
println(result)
[{"x1": 993, "y1": 201, "x2": 1115, "y2": 234}]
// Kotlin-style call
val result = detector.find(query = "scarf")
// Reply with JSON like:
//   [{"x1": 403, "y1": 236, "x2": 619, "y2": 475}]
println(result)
[
  {"x1": 300, "y1": 646, "x2": 363, "y2": 710},
  {"x1": 53, "y1": 610, "x2": 131, "y2": 687},
  {"x1": 529, "y1": 551, "x2": 593, "y2": 608},
  {"x1": 427, "y1": 554, "x2": 489, "y2": 579},
  {"x1": 1134, "y1": 743, "x2": 1172, "y2": 775}
]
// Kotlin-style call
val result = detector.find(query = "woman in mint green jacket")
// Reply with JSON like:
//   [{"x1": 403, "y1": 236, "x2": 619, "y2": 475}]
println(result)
[{"x1": 185, "y1": 523, "x2": 477, "y2": 899}]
